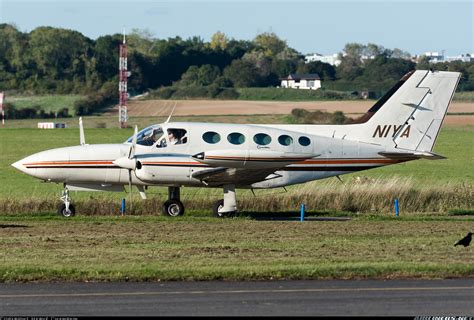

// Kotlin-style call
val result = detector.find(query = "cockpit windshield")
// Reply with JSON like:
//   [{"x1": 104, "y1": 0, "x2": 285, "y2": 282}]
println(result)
[{"x1": 126, "y1": 125, "x2": 164, "y2": 146}]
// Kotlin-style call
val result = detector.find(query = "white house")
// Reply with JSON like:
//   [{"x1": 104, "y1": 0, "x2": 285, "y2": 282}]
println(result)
[{"x1": 280, "y1": 73, "x2": 321, "y2": 90}]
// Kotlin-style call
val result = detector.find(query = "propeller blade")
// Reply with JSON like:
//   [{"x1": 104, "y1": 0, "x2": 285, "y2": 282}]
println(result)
[
  {"x1": 79, "y1": 117, "x2": 86, "y2": 145},
  {"x1": 129, "y1": 125, "x2": 138, "y2": 159}
]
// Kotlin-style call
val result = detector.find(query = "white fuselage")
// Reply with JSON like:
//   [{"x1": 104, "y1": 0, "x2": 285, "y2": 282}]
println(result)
[{"x1": 12, "y1": 122, "x2": 404, "y2": 190}]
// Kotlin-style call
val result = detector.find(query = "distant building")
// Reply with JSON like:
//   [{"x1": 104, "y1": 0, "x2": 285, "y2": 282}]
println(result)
[
  {"x1": 445, "y1": 53, "x2": 472, "y2": 63},
  {"x1": 305, "y1": 53, "x2": 341, "y2": 66},
  {"x1": 38, "y1": 122, "x2": 67, "y2": 129},
  {"x1": 423, "y1": 51, "x2": 445, "y2": 63},
  {"x1": 420, "y1": 51, "x2": 473, "y2": 63},
  {"x1": 280, "y1": 74, "x2": 321, "y2": 90}
]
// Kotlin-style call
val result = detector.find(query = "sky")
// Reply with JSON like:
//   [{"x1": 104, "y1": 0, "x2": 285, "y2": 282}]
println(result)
[{"x1": 0, "y1": 0, "x2": 472, "y2": 56}]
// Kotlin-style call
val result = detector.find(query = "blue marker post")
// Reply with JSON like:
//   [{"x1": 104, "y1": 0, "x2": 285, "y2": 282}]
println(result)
[
  {"x1": 121, "y1": 198, "x2": 126, "y2": 215},
  {"x1": 394, "y1": 198, "x2": 399, "y2": 217},
  {"x1": 300, "y1": 203, "x2": 305, "y2": 222}
]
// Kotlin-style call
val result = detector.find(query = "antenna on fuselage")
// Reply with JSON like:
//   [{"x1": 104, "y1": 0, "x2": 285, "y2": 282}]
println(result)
[
  {"x1": 79, "y1": 117, "x2": 86, "y2": 145},
  {"x1": 165, "y1": 101, "x2": 177, "y2": 123}
]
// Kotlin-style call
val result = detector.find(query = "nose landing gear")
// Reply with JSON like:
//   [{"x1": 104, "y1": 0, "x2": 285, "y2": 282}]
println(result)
[{"x1": 58, "y1": 187, "x2": 75, "y2": 217}]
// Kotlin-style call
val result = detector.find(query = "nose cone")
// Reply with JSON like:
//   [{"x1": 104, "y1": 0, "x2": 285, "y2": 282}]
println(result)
[
  {"x1": 11, "y1": 158, "x2": 29, "y2": 174},
  {"x1": 11, "y1": 152, "x2": 44, "y2": 178}
]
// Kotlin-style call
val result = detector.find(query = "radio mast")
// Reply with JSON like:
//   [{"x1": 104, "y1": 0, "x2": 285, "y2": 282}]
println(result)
[{"x1": 118, "y1": 30, "x2": 129, "y2": 128}]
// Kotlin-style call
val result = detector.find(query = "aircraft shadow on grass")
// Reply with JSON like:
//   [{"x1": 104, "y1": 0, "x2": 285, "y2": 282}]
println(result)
[{"x1": 0, "y1": 224, "x2": 30, "y2": 229}]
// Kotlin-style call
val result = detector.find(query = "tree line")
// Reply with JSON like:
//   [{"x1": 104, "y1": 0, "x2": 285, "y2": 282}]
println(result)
[{"x1": 1, "y1": 24, "x2": 473, "y2": 117}]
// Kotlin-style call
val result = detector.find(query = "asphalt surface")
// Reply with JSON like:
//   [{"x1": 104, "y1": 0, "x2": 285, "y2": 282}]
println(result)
[{"x1": 1, "y1": 279, "x2": 474, "y2": 316}]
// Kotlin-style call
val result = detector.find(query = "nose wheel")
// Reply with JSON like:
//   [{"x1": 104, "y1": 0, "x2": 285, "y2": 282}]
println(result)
[
  {"x1": 58, "y1": 187, "x2": 75, "y2": 217},
  {"x1": 58, "y1": 203, "x2": 76, "y2": 217}
]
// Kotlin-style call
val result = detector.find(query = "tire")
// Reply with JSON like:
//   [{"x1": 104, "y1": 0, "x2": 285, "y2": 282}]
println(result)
[
  {"x1": 58, "y1": 203, "x2": 75, "y2": 218},
  {"x1": 162, "y1": 199, "x2": 185, "y2": 217},
  {"x1": 213, "y1": 199, "x2": 235, "y2": 218}
]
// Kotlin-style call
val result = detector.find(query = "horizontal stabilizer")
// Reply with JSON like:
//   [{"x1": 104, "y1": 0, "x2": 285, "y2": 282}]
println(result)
[{"x1": 378, "y1": 151, "x2": 446, "y2": 160}]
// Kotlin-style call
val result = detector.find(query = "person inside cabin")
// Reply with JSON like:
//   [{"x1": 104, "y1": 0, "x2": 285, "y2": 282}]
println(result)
[{"x1": 168, "y1": 129, "x2": 179, "y2": 145}]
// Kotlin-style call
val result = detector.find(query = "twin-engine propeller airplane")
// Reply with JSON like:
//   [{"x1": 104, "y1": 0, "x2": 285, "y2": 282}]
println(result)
[{"x1": 12, "y1": 70, "x2": 460, "y2": 217}]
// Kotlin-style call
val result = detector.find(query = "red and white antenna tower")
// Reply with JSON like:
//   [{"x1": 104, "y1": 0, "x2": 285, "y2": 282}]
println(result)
[{"x1": 118, "y1": 30, "x2": 129, "y2": 128}]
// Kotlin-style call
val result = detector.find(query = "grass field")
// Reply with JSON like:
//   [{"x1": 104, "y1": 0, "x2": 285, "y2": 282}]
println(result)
[
  {"x1": 236, "y1": 87, "x2": 359, "y2": 101},
  {"x1": 0, "y1": 214, "x2": 473, "y2": 282},
  {"x1": 6, "y1": 95, "x2": 83, "y2": 113}
]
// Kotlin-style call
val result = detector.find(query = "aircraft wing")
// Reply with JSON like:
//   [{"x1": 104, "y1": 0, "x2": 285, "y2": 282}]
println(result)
[{"x1": 191, "y1": 167, "x2": 278, "y2": 187}]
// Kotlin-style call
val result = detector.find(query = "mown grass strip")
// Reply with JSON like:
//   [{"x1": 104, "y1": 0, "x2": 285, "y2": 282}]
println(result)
[{"x1": 0, "y1": 217, "x2": 472, "y2": 282}]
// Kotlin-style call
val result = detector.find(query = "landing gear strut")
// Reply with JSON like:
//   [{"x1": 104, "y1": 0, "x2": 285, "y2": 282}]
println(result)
[
  {"x1": 162, "y1": 186, "x2": 185, "y2": 217},
  {"x1": 58, "y1": 187, "x2": 75, "y2": 217},
  {"x1": 213, "y1": 184, "x2": 236, "y2": 218}
]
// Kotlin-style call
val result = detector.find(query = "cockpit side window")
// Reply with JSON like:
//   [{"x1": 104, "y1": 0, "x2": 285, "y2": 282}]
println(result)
[
  {"x1": 127, "y1": 125, "x2": 164, "y2": 147},
  {"x1": 139, "y1": 127, "x2": 163, "y2": 146}
]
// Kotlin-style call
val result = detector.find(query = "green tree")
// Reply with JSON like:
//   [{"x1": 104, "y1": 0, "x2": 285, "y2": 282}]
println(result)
[
  {"x1": 297, "y1": 61, "x2": 336, "y2": 80},
  {"x1": 27, "y1": 27, "x2": 92, "y2": 92},
  {"x1": 223, "y1": 59, "x2": 261, "y2": 87},
  {"x1": 177, "y1": 64, "x2": 221, "y2": 86},
  {"x1": 210, "y1": 31, "x2": 228, "y2": 50},
  {"x1": 253, "y1": 32, "x2": 287, "y2": 57},
  {"x1": 272, "y1": 59, "x2": 298, "y2": 78}
]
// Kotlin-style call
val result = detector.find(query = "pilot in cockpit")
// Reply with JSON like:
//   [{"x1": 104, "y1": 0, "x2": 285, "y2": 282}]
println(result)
[{"x1": 151, "y1": 129, "x2": 162, "y2": 143}]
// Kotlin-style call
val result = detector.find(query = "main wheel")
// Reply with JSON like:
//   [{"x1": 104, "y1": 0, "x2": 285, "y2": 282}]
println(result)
[
  {"x1": 213, "y1": 199, "x2": 235, "y2": 218},
  {"x1": 58, "y1": 203, "x2": 75, "y2": 218},
  {"x1": 162, "y1": 199, "x2": 185, "y2": 217}
]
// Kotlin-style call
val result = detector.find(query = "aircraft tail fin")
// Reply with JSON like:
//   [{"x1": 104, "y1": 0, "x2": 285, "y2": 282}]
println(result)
[{"x1": 355, "y1": 70, "x2": 461, "y2": 152}]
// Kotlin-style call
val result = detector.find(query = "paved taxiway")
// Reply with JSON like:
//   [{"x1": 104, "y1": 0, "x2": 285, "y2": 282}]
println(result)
[{"x1": 1, "y1": 279, "x2": 473, "y2": 316}]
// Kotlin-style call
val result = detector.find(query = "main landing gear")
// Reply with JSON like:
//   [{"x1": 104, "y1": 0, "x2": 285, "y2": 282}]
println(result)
[
  {"x1": 162, "y1": 186, "x2": 185, "y2": 217},
  {"x1": 58, "y1": 187, "x2": 75, "y2": 218},
  {"x1": 213, "y1": 184, "x2": 237, "y2": 218},
  {"x1": 162, "y1": 184, "x2": 237, "y2": 218}
]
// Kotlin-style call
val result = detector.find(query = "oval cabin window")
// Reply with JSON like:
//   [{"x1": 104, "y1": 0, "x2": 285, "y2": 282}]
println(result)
[
  {"x1": 202, "y1": 131, "x2": 221, "y2": 144},
  {"x1": 278, "y1": 135, "x2": 293, "y2": 146},
  {"x1": 253, "y1": 133, "x2": 272, "y2": 145},
  {"x1": 298, "y1": 136, "x2": 311, "y2": 146},
  {"x1": 227, "y1": 132, "x2": 245, "y2": 145}
]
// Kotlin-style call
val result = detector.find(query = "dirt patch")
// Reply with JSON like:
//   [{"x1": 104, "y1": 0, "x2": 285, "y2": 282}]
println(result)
[
  {"x1": 108, "y1": 100, "x2": 473, "y2": 117},
  {"x1": 109, "y1": 100, "x2": 374, "y2": 117},
  {"x1": 442, "y1": 115, "x2": 474, "y2": 126}
]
